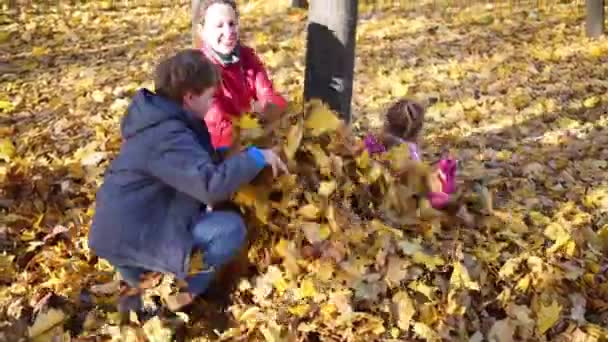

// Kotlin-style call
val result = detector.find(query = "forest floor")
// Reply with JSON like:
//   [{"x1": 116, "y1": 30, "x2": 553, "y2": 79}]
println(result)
[{"x1": 1, "y1": 1, "x2": 608, "y2": 341}]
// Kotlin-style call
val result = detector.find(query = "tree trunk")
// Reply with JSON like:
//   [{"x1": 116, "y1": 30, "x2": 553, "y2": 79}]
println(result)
[
  {"x1": 304, "y1": 0, "x2": 358, "y2": 123},
  {"x1": 586, "y1": 0, "x2": 605, "y2": 37},
  {"x1": 8, "y1": 0, "x2": 18, "y2": 10},
  {"x1": 291, "y1": 0, "x2": 308, "y2": 8}
]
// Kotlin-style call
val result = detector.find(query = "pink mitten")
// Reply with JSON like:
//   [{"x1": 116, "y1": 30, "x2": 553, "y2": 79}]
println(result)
[
  {"x1": 428, "y1": 158, "x2": 458, "y2": 209},
  {"x1": 437, "y1": 158, "x2": 457, "y2": 194}
]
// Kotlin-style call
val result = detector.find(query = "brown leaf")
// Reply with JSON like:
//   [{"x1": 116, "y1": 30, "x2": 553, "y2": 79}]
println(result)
[{"x1": 90, "y1": 280, "x2": 121, "y2": 296}]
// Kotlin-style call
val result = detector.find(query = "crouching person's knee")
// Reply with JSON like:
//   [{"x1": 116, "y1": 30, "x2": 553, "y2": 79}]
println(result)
[
  {"x1": 222, "y1": 211, "x2": 247, "y2": 253},
  {"x1": 193, "y1": 210, "x2": 248, "y2": 267}
]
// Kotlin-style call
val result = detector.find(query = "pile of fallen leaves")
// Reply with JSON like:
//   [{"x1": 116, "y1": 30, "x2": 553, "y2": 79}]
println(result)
[
  {"x1": 209, "y1": 102, "x2": 607, "y2": 341},
  {"x1": 3, "y1": 0, "x2": 608, "y2": 341}
]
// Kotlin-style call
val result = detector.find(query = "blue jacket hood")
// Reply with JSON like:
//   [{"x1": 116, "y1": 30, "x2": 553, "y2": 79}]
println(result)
[{"x1": 121, "y1": 89, "x2": 197, "y2": 139}]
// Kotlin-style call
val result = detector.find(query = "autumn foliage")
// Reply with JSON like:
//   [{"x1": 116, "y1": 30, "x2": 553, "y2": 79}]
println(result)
[{"x1": 1, "y1": 1, "x2": 608, "y2": 341}]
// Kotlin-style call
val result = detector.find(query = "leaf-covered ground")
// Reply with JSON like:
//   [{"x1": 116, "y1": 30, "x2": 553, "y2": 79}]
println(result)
[{"x1": 2, "y1": 1, "x2": 608, "y2": 341}]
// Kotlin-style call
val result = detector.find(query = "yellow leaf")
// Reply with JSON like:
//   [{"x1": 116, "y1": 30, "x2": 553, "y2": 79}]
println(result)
[
  {"x1": 589, "y1": 45, "x2": 604, "y2": 58},
  {"x1": 408, "y1": 281, "x2": 436, "y2": 301},
  {"x1": 288, "y1": 304, "x2": 310, "y2": 317},
  {"x1": 297, "y1": 204, "x2": 320, "y2": 219},
  {"x1": 234, "y1": 185, "x2": 270, "y2": 223},
  {"x1": 28, "y1": 308, "x2": 66, "y2": 338},
  {"x1": 0, "y1": 31, "x2": 10, "y2": 43},
  {"x1": 583, "y1": 96, "x2": 600, "y2": 109},
  {"x1": 356, "y1": 150, "x2": 370, "y2": 170},
  {"x1": 529, "y1": 211, "x2": 551, "y2": 226},
  {"x1": 0, "y1": 138, "x2": 15, "y2": 162},
  {"x1": 315, "y1": 260, "x2": 335, "y2": 282},
  {"x1": 0, "y1": 100, "x2": 15, "y2": 112},
  {"x1": 284, "y1": 119, "x2": 303, "y2": 159},
  {"x1": 370, "y1": 219, "x2": 404, "y2": 238},
  {"x1": 238, "y1": 306, "x2": 261, "y2": 323},
  {"x1": 307, "y1": 143, "x2": 332, "y2": 175},
  {"x1": 516, "y1": 275, "x2": 530, "y2": 292},
  {"x1": 544, "y1": 222, "x2": 571, "y2": 253},
  {"x1": 91, "y1": 90, "x2": 106, "y2": 103},
  {"x1": 143, "y1": 316, "x2": 173, "y2": 342},
  {"x1": 392, "y1": 291, "x2": 415, "y2": 330},
  {"x1": 499, "y1": 256, "x2": 522, "y2": 279},
  {"x1": 450, "y1": 262, "x2": 480, "y2": 291},
  {"x1": 391, "y1": 82, "x2": 409, "y2": 97},
  {"x1": 238, "y1": 113, "x2": 260, "y2": 129},
  {"x1": 260, "y1": 321, "x2": 283, "y2": 342},
  {"x1": 273, "y1": 276, "x2": 290, "y2": 294},
  {"x1": 413, "y1": 322, "x2": 439, "y2": 342},
  {"x1": 536, "y1": 300, "x2": 562, "y2": 335},
  {"x1": 274, "y1": 239, "x2": 289, "y2": 258},
  {"x1": 31, "y1": 46, "x2": 49, "y2": 57},
  {"x1": 298, "y1": 278, "x2": 316, "y2": 299},
  {"x1": 318, "y1": 180, "x2": 337, "y2": 197},
  {"x1": 304, "y1": 100, "x2": 342, "y2": 136},
  {"x1": 319, "y1": 224, "x2": 331, "y2": 240},
  {"x1": 412, "y1": 251, "x2": 445, "y2": 270},
  {"x1": 320, "y1": 303, "x2": 337, "y2": 319}
]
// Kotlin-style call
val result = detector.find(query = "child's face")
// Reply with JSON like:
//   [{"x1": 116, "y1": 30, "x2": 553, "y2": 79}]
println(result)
[
  {"x1": 184, "y1": 87, "x2": 216, "y2": 119},
  {"x1": 202, "y1": 3, "x2": 239, "y2": 55}
]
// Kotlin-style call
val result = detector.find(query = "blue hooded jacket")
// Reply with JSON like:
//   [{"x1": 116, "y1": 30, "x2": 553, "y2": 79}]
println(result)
[{"x1": 88, "y1": 89, "x2": 266, "y2": 279}]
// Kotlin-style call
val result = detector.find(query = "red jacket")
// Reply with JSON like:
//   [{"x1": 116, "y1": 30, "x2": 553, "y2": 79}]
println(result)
[{"x1": 201, "y1": 44, "x2": 287, "y2": 148}]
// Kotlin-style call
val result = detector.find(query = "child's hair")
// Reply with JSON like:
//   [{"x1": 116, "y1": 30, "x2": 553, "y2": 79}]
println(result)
[
  {"x1": 383, "y1": 98, "x2": 425, "y2": 142},
  {"x1": 154, "y1": 49, "x2": 220, "y2": 104}
]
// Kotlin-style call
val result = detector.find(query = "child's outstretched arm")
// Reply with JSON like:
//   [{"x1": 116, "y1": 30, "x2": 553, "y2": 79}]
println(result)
[
  {"x1": 146, "y1": 124, "x2": 270, "y2": 206},
  {"x1": 248, "y1": 49, "x2": 287, "y2": 121}
]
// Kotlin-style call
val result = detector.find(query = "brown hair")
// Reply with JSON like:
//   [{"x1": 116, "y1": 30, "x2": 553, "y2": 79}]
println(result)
[
  {"x1": 382, "y1": 98, "x2": 425, "y2": 144},
  {"x1": 154, "y1": 49, "x2": 219, "y2": 104}
]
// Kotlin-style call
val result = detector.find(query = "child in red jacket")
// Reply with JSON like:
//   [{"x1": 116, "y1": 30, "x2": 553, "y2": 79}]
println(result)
[{"x1": 192, "y1": 0, "x2": 288, "y2": 149}]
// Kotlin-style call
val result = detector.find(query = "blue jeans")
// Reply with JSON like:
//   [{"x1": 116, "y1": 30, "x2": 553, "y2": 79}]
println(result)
[{"x1": 115, "y1": 210, "x2": 246, "y2": 296}]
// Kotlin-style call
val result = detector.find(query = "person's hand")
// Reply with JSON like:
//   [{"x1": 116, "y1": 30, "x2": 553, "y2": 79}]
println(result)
[
  {"x1": 259, "y1": 148, "x2": 288, "y2": 177},
  {"x1": 253, "y1": 101, "x2": 283, "y2": 124},
  {"x1": 251, "y1": 100, "x2": 265, "y2": 114}
]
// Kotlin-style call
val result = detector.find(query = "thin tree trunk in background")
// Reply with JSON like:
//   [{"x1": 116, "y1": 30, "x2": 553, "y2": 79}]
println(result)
[
  {"x1": 192, "y1": 0, "x2": 204, "y2": 48},
  {"x1": 8, "y1": 0, "x2": 18, "y2": 10},
  {"x1": 291, "y1": 0, "x2": 308, "y2": 8},
  {"x1": 586, "y1": 0, "x2": 605, "y2": 37},
  {"x1": 304, "y1": 0, "x2": 358, "y2": 123}
]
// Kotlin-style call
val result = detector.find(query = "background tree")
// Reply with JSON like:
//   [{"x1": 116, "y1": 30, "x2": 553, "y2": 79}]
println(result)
[
  {"x1": 586, "y1": 0, "x2": 604, "y2": 37},
  {"x1": 303, "y1": 0, "x2": 358, "y2": 123},
  {"x1": 291, "y1": 0, "x2": 308, "y2": 9}
]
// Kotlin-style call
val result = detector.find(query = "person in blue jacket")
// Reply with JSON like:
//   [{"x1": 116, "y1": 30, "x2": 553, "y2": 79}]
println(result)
[{"x1": 87, "y1": 49, "x2": 287, "y2": 313}]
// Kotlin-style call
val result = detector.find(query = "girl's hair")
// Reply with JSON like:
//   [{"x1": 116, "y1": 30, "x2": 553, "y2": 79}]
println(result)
[
  {"x1": 154, "y1": 49, "x2": 220, "y2": 104},
  {"x1": 383, "y1": 98, "x2": 425, "y2": 142}
]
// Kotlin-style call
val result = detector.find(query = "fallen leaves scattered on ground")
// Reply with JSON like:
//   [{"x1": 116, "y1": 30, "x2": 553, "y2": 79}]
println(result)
[{"x1": 1, "y1": 0, "x2": 608, "y2": 341}]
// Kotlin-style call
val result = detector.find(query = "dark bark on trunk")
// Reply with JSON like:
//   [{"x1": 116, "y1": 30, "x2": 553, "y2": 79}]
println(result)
[
  {"x1": 303, "y1": 0, "x2": 358, "y2": 123},
  {"x1": 291, "y1": 0, "x2": 308, "y2": 8}
]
